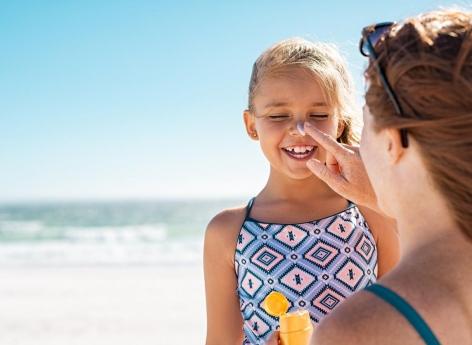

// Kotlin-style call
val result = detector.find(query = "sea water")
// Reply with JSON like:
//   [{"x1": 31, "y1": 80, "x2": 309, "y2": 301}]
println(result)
[{"x1": 0, "y1": 199, "x2": 244, "y2": 266}]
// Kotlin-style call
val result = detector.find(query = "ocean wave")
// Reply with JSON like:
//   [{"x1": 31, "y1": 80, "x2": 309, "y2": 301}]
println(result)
[
  {"x1": 64, "y1": 224, "x2": 168, "y2": 243},
  {"x1": 0, "y1": 220, "x2": 169, "y2": 243},
  {"x1": 0, "y1": 220, "x2": 45, "y2": 239},
  {"x1": 0, "y1": 239, "x2": 203, "y2": 266},
  {"x1": 0, "y1": 200, "x2": 238, "y2": 266}
]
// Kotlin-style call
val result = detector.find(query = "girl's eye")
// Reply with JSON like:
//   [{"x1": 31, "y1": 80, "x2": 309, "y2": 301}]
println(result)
[
  {"x1": 268, "y1": 114, "x2": 290, "y2": 121},
  {"x1": 309, "y1": 113, "x2": 329, "y2": 120}
]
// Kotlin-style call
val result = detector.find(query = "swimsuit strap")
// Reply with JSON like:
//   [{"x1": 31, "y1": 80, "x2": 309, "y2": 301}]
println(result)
[
  {"x1": 365, "y1": 284, "x2": 441, "y2": 345},
  {"x1": 244, "y1": 197, "x2": 256, "y2": 220}
]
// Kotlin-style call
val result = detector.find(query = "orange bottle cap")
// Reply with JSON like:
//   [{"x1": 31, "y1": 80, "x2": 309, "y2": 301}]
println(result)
[{"x1": 263, "y1": 291, "x2": 290, "y2": 317}]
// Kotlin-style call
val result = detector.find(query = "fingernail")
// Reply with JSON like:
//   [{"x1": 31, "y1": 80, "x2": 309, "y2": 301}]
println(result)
[{"x1": 306, "y1": 159, "x2": 317, "y2": 170}]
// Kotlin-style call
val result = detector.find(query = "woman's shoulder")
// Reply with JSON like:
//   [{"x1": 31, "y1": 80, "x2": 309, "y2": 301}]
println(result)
[
  {"x1": 312, "y1": 281, "x2": 430, "y2": 345},
  {"x1": 313, "y1": 271, "x2": 470, "y2": 345}
]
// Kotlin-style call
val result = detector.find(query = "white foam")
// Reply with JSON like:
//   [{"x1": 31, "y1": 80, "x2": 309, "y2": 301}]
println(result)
[
  {"x1": 64, "y1": 224, "x2": 168, "y2": 243},
  {"x1": 0, "y1": 238, "x2": 203, "y2": 266},
  {"x1": 0, "y1": 220, "x2": 44, "y2": 235}
]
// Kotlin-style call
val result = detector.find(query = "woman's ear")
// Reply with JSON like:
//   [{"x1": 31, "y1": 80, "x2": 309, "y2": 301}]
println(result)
[
  {"x1": 385, "y1": 128, "x2": 405, "y2": 164},
  {"x1": 243, "y1": 110, "x2": 258, "y2": 140}
]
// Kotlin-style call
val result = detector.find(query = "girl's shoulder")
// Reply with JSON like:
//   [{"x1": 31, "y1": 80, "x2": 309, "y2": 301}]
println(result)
[
  {"x1": 356, "y1": 205, "x2": 399, "y2": 241},
  {"x1": 204, "y1": 205, "x2": 248, "y2": 259}
]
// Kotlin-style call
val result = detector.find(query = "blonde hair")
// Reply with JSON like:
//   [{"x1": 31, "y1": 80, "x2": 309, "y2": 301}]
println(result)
[
  {"x1": 248, "y1": 38, "x2": 361, "y2": 144},
  {"x1": 365, "y1": 9, "x2": 472, "y2": 239}
]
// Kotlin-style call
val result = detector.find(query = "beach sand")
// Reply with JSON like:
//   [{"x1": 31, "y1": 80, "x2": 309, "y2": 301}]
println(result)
[{"x1": 0, "y1": 264, "x2": 206, "y2": 345}]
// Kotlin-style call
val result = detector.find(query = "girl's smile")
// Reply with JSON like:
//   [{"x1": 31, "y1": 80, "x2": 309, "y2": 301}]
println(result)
[{"x1": 282, "y1": 144, "x2": 317, "y2": 161}]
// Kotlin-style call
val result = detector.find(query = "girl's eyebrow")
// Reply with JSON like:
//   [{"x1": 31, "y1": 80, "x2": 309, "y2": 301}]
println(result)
[
  {"x1": 263, "y1": 101, "x2": 290, "y2": 109},
  {"x1": 263, "y1": 101, "x2": 328, "y2": 109},
  {"x1": 310, "y1": 102, "x2": 328, "y2": 107}
]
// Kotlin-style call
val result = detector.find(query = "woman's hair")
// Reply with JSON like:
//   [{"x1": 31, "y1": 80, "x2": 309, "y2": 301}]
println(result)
[
  {"x1": 248, "y1": 38, "x2": 360, "y2": 145},
  {"x1": 365, "y1": 9, "x2": 472, "y2": 238}
]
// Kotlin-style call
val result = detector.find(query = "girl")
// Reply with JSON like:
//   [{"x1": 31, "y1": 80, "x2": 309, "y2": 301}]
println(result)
[{"x1": 204, "y1": 38, "x2": 399, "y2": 345}]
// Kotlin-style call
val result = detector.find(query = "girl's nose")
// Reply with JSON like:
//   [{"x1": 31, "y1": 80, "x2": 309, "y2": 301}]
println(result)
[
  {"x1": 296, "y1": 121, "x2": 306, "y2": 136},
  {"x1": 289, "y1": 120, "x2": 306, "y2": 136}
]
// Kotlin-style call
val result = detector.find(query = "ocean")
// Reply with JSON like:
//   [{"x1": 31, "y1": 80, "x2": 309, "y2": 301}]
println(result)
[{"x1": 0, "y1": 199, "x2": 245, "y2": 266}]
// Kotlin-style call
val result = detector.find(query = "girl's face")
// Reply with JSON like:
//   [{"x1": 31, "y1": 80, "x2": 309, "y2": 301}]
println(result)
[{"x1": 245, "y1": 68, "x2": 342, "y2": 180}]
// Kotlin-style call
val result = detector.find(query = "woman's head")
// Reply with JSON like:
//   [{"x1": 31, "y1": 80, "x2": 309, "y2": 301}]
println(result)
[
  {"x1": 244, "y1": 38, "x2": 360, "y2": 179},
  {"x1": 361, "y1": 9, "x2": 472, "y2": 238}
]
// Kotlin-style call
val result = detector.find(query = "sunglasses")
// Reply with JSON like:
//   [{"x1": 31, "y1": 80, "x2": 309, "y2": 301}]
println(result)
[{"x1": 360, "y1": 22, "x2": 409, "y2": 148}]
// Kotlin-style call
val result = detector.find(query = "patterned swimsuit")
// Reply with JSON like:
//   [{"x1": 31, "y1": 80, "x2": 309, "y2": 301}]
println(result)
[{"x1": 235, "y1": 198, "x2": 378, "y2": 344}]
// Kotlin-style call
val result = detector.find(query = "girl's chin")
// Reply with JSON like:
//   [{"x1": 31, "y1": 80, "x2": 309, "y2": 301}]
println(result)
[{"x1": 284, "y1": 168, "x2": 317, "y2": 181}]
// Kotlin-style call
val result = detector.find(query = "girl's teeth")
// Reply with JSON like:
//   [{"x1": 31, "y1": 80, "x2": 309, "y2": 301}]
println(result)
[
  {"x1": 285, "y1": 146, "x2": 314, "y2": 154},
  {"x1": 283, "y1": 146, "x2": 315, "y2": 160}
]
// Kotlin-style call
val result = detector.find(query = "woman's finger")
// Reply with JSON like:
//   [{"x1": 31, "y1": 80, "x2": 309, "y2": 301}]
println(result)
[
  {"x1": 306, "y1": 159, "x2": 347, "y2": 193},
  {"x1": 325, "y1": 151, "x2": 339, "y2": 168},
  {"x1": 304, "y1": 122, "x2": 349, "y2": 159}
]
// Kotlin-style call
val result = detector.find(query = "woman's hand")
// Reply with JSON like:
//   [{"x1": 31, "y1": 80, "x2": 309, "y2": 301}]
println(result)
[{"x1": 304, "y1": 122, "x2": 379, "y2": 212}]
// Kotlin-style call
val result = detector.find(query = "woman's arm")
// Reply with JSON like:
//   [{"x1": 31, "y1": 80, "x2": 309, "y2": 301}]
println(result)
[
  {"x1": 359, "y1": 206, "x2": 400, "y2": 278},
  {"x1": 204, "y1": 209, "x2": 245, "y2": 345},
  {"x1": 302, "y1": 123, "x2": 400, "y2": 277}
]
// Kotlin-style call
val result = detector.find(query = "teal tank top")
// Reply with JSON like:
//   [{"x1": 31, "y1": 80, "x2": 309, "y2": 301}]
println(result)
[{"x1": 365, "y1": 284, "x2": 441, "y2": 345}]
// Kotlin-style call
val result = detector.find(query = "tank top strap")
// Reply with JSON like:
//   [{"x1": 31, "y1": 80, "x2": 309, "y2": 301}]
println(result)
[
  {"x1": 244, "y1": 197, "x2": 256, "y2": 220},
  {"x1": 364, "y1": 284, "x2": 441, "y2": 345}
]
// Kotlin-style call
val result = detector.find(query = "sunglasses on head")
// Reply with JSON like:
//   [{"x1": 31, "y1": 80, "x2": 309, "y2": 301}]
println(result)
[{"x1": 360, "y1": 22, "x2": 409, "y2": 148}]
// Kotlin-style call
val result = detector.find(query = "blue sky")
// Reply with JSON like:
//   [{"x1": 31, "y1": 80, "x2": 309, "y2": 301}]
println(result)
[{"x1": 0, "y1": 1, "x2": 461, "y2": 201}]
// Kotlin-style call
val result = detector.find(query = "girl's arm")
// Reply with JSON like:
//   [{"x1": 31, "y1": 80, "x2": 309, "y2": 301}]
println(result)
[
  {"x1": 359, "y1": 206, "x2": 400, "y2": 278},
  {"x1": 204, "y1": 209, "x2": 245, "y2": 345}
]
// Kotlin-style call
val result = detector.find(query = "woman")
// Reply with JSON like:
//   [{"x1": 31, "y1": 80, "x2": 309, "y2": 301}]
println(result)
[{"x1": 269, "y1": 8, "x2": 472, "y2": 344}]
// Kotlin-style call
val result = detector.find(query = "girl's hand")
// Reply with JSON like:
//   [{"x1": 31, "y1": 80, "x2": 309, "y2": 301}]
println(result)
[
  {"x1": 304, "y1": 122, "x2": 379, "y2": 212},
  {"x1": 265, "y1": 331, "x2": 280, "y2": 345}
]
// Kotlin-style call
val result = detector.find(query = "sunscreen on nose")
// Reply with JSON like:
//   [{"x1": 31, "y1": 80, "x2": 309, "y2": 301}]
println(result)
[
  {"x1": 263, "y1": 291, "x2": 313, "y2": 345},
  {"x1": 297, "y1": 122, "x2": 306, "y2": 136}
]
